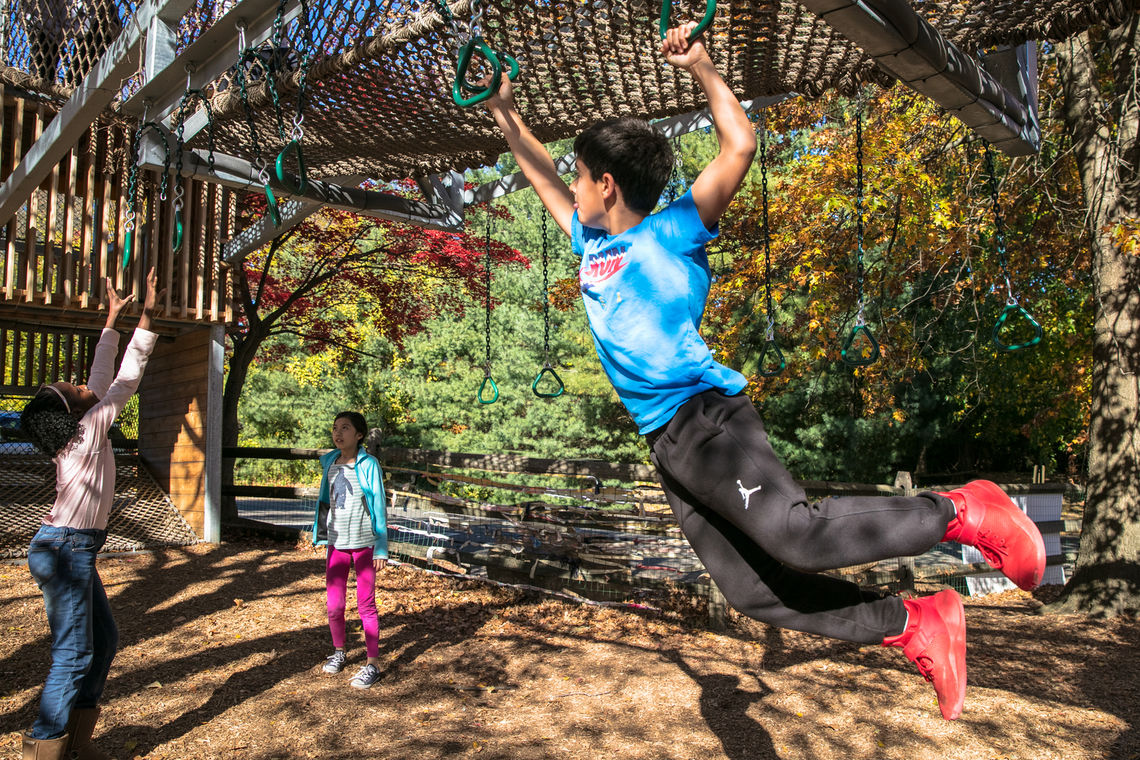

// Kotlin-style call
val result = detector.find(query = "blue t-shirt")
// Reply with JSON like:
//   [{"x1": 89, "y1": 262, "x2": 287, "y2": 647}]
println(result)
[{"x1": 571, "y1": 190, "x2": 747, "y2": 434}]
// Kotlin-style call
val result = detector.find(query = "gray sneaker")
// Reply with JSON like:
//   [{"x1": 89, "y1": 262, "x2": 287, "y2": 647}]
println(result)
[
  {"x1": 349, "y1": 663, "x2": 382, "y2": 689},
  {"x1": 322, "y1": 651, "x2": 347, "y2": 674}
]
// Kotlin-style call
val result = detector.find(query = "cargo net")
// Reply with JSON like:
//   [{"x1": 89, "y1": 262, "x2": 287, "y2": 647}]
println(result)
[
  {"x1": 1, "y1": 0, "x2": 1133, "y2": 178},
  {"x1": 0, "y1": 0, "x2": 228, "y2": 102},
  {"x1": 0, "y1": 453, "x2": 200, "y2": 558},
  {"x1": 193, "y1": 0, "x2": 1138, "y2": 181}
]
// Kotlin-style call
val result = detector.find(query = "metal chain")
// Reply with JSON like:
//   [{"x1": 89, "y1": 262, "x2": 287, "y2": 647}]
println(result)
[
  {"x1": 175, "y1": 86, "x2": 217, "y2": 176},
  {"x1": 124, "y1": 132, "x2": 142, "y2": 236},
  {"x1": 666, "y1": 136, "x2": 680, "y2": 204},
  {"x1": 470, "y1": 0, "x2": 485, "y2": 38},
  {"x1": 235, "y1": 24, "x2": 270, "y2": 184},
  {"x1": 484, "y1": 210, "x2": 493, "y2": 369},
  {"x1": 267, "y1": 0, "x2": 290, "y2": 144},
  {"x1": 124, "y1": 121, "x2": 171, "y2": 233},
  {"x1": 540, "y1": 209, "x2": 551, "y2": 358},
  {"x1": 173, "y1": 67, "x2": 217, "y2": 216},
  {"x1": 292, "y1": 0, "x2": 311, "y2": 142},
  {"x1": 432, "y1": 0, "x2": 462, "y2": 41},
  {"x1": 854, "y1": 107, "x2": 866, "y2": 326},
  {"x1": 760, "y1": 115, "x2": 774, "y2": 341},
  {"x1": 984, "y1": 142, "x2": 1016, "y2": 304}
]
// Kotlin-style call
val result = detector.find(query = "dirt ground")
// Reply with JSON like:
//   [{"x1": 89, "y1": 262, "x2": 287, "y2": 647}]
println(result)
[{"x1": 1, "y1": 541, "x2": 1137, "y2": 760}]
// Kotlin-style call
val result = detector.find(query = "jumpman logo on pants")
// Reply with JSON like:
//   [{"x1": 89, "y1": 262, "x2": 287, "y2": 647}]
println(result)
[{"x1": 737, "y1": 480, "x2": 762, "y2": 509}]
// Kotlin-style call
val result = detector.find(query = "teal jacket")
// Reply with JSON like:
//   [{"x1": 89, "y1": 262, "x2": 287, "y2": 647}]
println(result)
[{"x1": 312, "y1": 446, "x2": 388, "y2": 558}]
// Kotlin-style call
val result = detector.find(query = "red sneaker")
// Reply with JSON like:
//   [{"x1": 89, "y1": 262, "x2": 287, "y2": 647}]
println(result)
[
  {"x1": 940, "y1": 480, "x2": 1046, "y2": 591},
  {"x1": 883, "y1": 590, "x2": 967, "y2": 720}
]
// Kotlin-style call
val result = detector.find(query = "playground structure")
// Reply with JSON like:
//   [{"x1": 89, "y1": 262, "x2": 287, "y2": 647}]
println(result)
[{"x1": 0, "y1": 0, "x2": 1127, "y2": 546}]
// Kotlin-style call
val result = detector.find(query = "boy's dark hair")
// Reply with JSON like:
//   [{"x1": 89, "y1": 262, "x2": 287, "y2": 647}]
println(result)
[
  {"x1": 334, "y1": 411, "x2": 368, "y2": 443},
  {"x1": 20, "y1": 391, "x2": 79, "y2": 457},
  {"x1": 574, "y1": 118, "x2": 673, "y2": 214}
]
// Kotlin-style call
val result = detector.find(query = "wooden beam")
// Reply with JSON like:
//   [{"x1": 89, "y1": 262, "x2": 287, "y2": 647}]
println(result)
[{"x1": 798, "y1": 0, "x2": 1039, "y2": 155}]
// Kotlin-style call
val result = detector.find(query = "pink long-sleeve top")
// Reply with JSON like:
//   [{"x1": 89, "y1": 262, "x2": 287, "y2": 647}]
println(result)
[{"x1": 43, "y1": 327, "x2": 157, "y2": 530}]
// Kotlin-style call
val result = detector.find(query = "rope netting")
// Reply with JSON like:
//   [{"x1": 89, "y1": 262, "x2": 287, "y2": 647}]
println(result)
[
  {"x1": 1, "y1": 0, "x2": 1136, "y2": 180},
  {"x1": 0, "y1": 453, "x2": 201, "y2": 558}
]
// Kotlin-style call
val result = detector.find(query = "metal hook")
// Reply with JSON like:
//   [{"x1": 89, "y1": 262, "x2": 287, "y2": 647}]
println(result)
[
  {"x1": 237, "y1": 22, "x2": 248, "y2": 51},
  {"x1": 184, "y1": 63, "x2": 195, "y2": 91}
]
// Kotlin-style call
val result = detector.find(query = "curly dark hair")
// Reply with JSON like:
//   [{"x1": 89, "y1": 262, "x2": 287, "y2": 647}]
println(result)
[{"x1": 21, "y1": 391, "x2": 79, "y2": 457}]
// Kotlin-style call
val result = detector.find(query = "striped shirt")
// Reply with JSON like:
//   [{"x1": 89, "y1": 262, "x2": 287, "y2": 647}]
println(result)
[{"x1": 326, "y1": 461, "x2": 374, "y2": 550}]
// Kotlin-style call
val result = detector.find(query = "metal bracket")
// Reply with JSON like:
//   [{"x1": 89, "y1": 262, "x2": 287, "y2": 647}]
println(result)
[{"x1": 122, "y1": 0, "x2": 304, "y2": 133}]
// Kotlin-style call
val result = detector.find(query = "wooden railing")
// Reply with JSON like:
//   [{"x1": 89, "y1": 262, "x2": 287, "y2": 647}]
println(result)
[{"x1": 0, "y1": 89, "x2": 234, "y2": 332}]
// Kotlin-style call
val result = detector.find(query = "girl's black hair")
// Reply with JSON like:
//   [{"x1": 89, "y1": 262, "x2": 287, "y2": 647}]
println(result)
[
  {"x1": 21, "y1": 390, "x2": 79, "y2": 457},
  {"x1": 334, "y1": 411, "x2": 368, "y2": 444}
]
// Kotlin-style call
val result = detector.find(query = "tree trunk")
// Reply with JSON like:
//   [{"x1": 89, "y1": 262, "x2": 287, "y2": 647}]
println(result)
[
  {"x1": 1048, "y1": 17, "x2": 1140, "y2": 616},
  {"x1": 219, "y1": 331, "x2": 264, "y2": 522}
]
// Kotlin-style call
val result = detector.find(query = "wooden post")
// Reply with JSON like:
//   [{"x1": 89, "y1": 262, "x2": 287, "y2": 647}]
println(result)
[
  {"x1": 94, "y1": 131, "x2": 112, "y2": 307},
  {"x1": 179, "y1": 175, "x2": 191, "y2": 319},
  {"x1": 219, "y1": 187, "x2": 232, "y2": 322},
  {"x1": 204, "y1": 181, "x2": 218, "y2": 320},
  {"x1": 22, "y1": 330, "x2": 32, "y2": 387},
  {"x1": 61, "y1": 148, "x2": 79, "y2": 306},
  {"x1": 41, "y1": 150, "x2": 60, "y2": 301},
  {"x1": 111, "y1": 160, "x2": 127, "y2": 293},
  {"x1": 24, "y1": 106, "x2": 44, "y2": 301},
  {"x1": 146, "y1": 179, "x2": 159, "y2": 301},
  {"x1": 162, "y1": 172, "x2": 175, "y2": 315},
  {"x1": 78, "y1": 132, "x2": 96, "y2": 309},
  {"x1": 50, "y1": 332, "x2": 60, "y2": 382},
  {"x1": 707, "y1": 579, "x2": 728, "y2": 631},
  {"x1": 4, "y1": 95, "x2": 24, "y2": 299}
]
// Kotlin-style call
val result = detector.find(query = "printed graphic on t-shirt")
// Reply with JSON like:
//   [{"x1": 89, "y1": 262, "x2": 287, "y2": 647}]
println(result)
[
  {"x1": 580, "y1": 245, "x2": 629, "y2": 289},
  {"x1": 331, "y1": 465, "x2": 355, "y2": 509}
]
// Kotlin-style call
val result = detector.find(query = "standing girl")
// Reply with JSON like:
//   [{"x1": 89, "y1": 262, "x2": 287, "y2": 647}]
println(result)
[
  {"x1": 310, "y1": 411, "x2": 388, "y2": 689},
  {"x1": 20, "y1": 269, "x2": 162, "y2": 760}
]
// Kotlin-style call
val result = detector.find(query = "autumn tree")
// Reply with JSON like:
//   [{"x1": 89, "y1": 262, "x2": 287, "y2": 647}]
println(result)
[
  {"x1": 223, "y1": 197, "x2": 526, "y2": 521},
  {"x1": 711, "y1": 88, "x2": 1092, "y2": 481}
]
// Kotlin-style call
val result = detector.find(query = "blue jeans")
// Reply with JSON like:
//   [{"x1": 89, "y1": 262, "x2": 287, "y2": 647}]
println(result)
[{"x1": 26, "y1": 525, "x2": 117, "y2": 740}]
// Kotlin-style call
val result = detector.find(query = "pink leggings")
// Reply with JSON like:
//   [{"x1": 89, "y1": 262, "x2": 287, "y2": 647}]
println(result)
[{"x1": 325, "y1": 547, "x2": 379, "y2": 658}]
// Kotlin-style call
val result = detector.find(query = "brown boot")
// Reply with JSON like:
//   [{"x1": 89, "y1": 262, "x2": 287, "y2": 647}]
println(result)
[
  {"x1": 64, "y1": 707, "x2": 111, "y2": 760},
  {"x1": 21, "y1": 732, "x2": 68, "y2": 760}
]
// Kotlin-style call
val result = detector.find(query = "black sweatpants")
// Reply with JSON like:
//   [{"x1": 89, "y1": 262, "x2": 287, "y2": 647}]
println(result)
[{"x1": 647, "y1": 390, "x2": 955, "y2": 644}]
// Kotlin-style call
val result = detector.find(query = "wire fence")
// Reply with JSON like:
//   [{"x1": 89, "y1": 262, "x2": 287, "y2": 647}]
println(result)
[{"x1": 230, "y1": 447, "x2": 1080, "y2": 622}]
